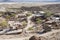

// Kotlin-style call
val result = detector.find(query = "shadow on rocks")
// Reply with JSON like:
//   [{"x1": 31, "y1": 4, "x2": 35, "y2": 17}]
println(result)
[{"x1": 29, "y1": 36, "x2": 41, "y2": 40}]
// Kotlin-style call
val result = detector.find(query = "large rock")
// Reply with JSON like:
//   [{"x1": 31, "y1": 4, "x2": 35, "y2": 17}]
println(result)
[
  {"x1": 40, "y1": 29, "x2": 60, "y2": 40},
  {"x1": 29, "y1": 29, "x2": 60, "y2": 40},
  {"x1": 29, "y1": 36, "x2": 41, "y2": 40}
]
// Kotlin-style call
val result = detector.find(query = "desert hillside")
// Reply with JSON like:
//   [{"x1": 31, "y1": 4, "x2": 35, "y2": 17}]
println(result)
[
  {"x1": 41, "y1": 4, "x2": 60, "y2": 13},
  {"x1": 0, "y1": 3, "x2": 60, "y2": 40}
]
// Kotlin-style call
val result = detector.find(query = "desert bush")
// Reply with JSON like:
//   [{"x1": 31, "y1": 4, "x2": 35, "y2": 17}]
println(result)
[
  {"x1": 36, "y1": 18, "x2": 42, "y2": 24},
  {"x1": 21, "y1": 21, "x2": 27, "y2": 27},
  {"x1": 10, "y1": 13, "x2": 16, "y2": 17},
  {"x1": 44, "y1": 10, "x2": 53, "y2": 17},
  {"x1": 28, "y1": 27, "x2": 34, "y2": 30},
  {"x1": 6, "y1": 15, "x2": 11, "y2": 19},
  {"x1": 26, "y1": 12, "x2": 32, "y2": 16},
  {"x1": 0, "y1": 20, "x2": 8, "y2": 27}
]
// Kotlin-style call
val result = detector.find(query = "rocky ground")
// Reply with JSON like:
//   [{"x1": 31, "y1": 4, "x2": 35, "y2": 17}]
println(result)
[
  {"x1": 0, "y1": 2, "x2": 60, "y2": 40},
  {"x1": 0, "y1": 29, "x2": 60, "y2": 40}
]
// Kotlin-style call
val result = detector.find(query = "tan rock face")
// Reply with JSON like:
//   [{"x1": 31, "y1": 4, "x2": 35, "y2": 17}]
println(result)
[
  {"x1": 29, "y1": 30, "x2": 60, "y2": 40},
  {"x1": 40, "y1": 30, "x2": 60, "y2": 40}
]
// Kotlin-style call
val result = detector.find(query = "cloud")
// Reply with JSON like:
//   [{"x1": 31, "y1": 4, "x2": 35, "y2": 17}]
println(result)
[{"x1": 0, "y1": 0, "x2": 59, "y2": 2}]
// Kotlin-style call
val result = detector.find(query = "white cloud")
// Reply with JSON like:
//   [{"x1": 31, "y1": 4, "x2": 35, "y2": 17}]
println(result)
[
  {"x1": 0, "y1": 0, "x2": 59, "y2": 2},
  {"x1": 10, "y1": 0, "x2": 57, "y2": 1}
]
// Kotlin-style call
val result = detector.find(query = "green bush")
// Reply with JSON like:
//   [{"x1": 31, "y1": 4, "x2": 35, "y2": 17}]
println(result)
[
  {"x1": 11, "y1": 13, "x2": 16, "y2": 17},
  {"x1": 5, "y1": 13, "x2": 16, "y2": 19},
  {"x1": 6, "y1": 15, "x2": 11, "y2": 19},
  {"x1": 28, "y1": 27, "x2": 33, "y2": 30},
  {"x1": 22, "y1": 21, "x2": 27, "y2": 26},
  {"x1": 0, "y1": 20, "x2": 8, "y2": 27},
  {"x1": 26, "y1": 12, "x2": 32, "y2": 16},
  {"x1": 36, "y1": 18, "x2": 42, "y2": 24},
  {"x1": 44, "y1": 10, "x2": 52, "y2": 17}
]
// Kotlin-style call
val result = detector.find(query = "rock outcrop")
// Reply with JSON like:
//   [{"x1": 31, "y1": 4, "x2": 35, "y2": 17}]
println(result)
[
  {"x1": 29, "y1": 29, "x2": 60, "y2": 40},
  {"x1": 29, "y1": 36, "x2": 41, "y2": 40}
]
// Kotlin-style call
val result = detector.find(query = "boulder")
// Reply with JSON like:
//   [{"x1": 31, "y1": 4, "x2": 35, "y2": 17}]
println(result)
[{"x1": 29, "y1": 36, "x2": 41, "y2": 40}]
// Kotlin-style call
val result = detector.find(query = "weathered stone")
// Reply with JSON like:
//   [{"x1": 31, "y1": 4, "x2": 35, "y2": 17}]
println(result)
[
  {"x1": 39, "y1": 30, "x2": 60, "y2": 40},
  {"x1": 39, "y1": 36, "x2": 47, "y2": 40},
  {"x1": 29, "y1": 36, "x2": 40, "y2": 40}
]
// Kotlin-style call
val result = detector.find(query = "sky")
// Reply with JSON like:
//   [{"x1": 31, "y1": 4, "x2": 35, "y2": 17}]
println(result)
[{"x1": 0, "y1": 0, "x2": 60, "y2": 2}]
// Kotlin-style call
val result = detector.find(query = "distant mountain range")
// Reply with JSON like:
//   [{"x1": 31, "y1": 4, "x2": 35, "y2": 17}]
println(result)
[
  {"x1": 0, "y1": 3, "x2": 60, "y2": 13},
  {"x1": 41, "y1": 4, "x2": 60, "y2": 13},
  {"x1": 0, "y1": 0, "x2": 60, "y2": 2}
]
